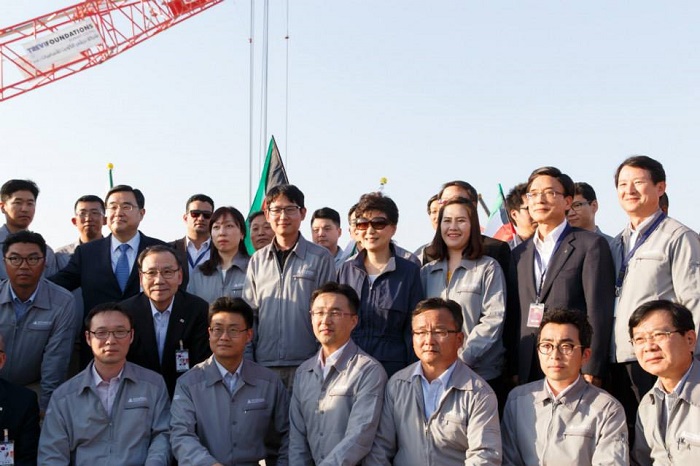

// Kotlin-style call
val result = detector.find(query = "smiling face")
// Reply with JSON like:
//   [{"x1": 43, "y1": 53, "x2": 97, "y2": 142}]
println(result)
[
  {"x1": 527, "y1": 175, "x2": 572, "y2": 230},
  {"x1": 616, "y1": 165, "x2": 666, "y2": 221},
  {"x1": 211, "y1": 213, "x2": 243, "y2": 255},
  {"x1": 440, "y1": 203, "x2": 471, "y2": 252},
  {"x1": 106, "y1": 191, "x2": 144, "y2": 241},
  {"x1": 0, "y1": 190, "x2": 35, "y2": 232},
  {"x1": 632, "y1": 310, "x2": 696, "y2": 385},
  {"x1": 265, "y1": 195, "x2": 306, "y2": 241},
  {"x1": 73, "y1": 200, "x2": 106, "y2": 242},
  {"x1": 209, "y1": 311, "x2": 252, "y2": 364},
  {"x1": 139, "y1": 250, "x2": 182, "y2": 311},
  {"x1": 311, "y1": 292, "x2": 358, "y2": 356},
  {"x1": 358, "y1": 210, "x2": 396, "y2": 253}
]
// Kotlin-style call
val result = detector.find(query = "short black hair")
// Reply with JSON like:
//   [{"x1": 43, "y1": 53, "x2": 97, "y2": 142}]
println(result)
[
  {"x1": 311, "y1": 207, "x2": 341, "y2": 228},
  {"x1": 628, "y1": 299, "x2": 695, "y2": 339},
  {"x1": 538, "y1": 308, "x2": 593, "y2": 349},
  {"x1": 412, "y1": 297, "x2": 464, "y2": 331},
  {"x1": 200, "y1": 206, "x2": 248, "y2": 276},
  {"x1": 106, "y1": 185, "x2": 145, "y2": 209},
  {"x1": 185, "y1": 194, "x2": 215, "y2": 212},
  {"x1": 615, "y1": 155, "x2": 666, "y2": 186},
  {"x1": 311, "y1": 282, "x2": 360, "y2": 314},
  {"x1": 426, "y1": 194, "x2": 439, "y2": 214},
  {"x1": 1, "y1": 179, "x2": 39, "y2": 201},
  {"x1": 505, "y1": 182, "x2": 528, "y2": 212},
  {"x1": 347, "y1": 203, "x2": 359, "y2": 224},
  {"x1": 265, "y1": 184, "x2": 305, "y2": 210},
  {"x1": 2, "y1": 230, "x2": 47, "y2": 257},
  {"x1": 209, "y1": 297, "x2": 254, "y2": 328},
  {"x1": 439, "y1": 181, "x2": 478, "y2": 203},
  {"x1": 355, "y1": 192, "x2": 399, "y2": 225},
  {"x1": 573, "y1": 182, "x2": 597, "y2": 203},
  {"x1": 248, "y1": 210, "x2": 265, "y2": 223},
  {"x1": 527, "y1": 166, "x2": 575, "y2": 198},
  {"x1": 137, "y1": 244, "x2": 181, "y2": 269},
  {"x1": 74, "y1": 195, "x2": 105, "y2": 213},
  {"x1": 85, "y1": 302, "x2": 133, "y2": 330}
]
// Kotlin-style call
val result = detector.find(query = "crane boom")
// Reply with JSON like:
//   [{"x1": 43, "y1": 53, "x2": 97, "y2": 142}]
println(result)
[{"x1": 0, "y1": 0, "x2": 223, "y2": 102}]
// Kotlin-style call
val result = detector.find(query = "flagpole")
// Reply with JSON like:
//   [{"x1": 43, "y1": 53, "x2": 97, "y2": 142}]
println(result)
[
  {"x1": 107, "y1": 163, "x2": 114, "y2": 188},
  {"x1": 247, "y1": 0, "x2": 255, "y2": 206},
  {"x1": 477, "y1": 193, "x2": 491, "y2": 217}
]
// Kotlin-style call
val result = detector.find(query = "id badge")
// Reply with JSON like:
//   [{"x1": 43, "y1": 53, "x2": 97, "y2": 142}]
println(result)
[
  {"x1": 0, "y1": 441, "x2": 13, "y2": 465},
  {"x1": 175, "y1": 349, "x2": 190, "y2": 373},
  {"x1": 526, "y1": 303, "x2": 545, "y2": 328}
]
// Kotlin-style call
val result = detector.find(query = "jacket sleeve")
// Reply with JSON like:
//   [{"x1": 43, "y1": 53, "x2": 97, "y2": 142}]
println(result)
[
  {"x1": 265, "y1": 377, "x2": 290, "y2": 466},
  {"x1": 581, "y1": 235, "x2": 616, "y2": 378},
  {"x1": 465, "y1": 388, "x2": 502, "y2": 465},
  {"x1": 145, "y1": 378, "x2": 172, "y2": 466},
  {"x1": 288, "y1": 371, "x2": 314, "y2": 466},
  {"x1": 670, "y1": 230, "x2": 700, "y2": 347},
  {"x1": 320, "y1": 363, "x2": 387, "y2": 466},
  {"x1": 461, "y1": 260, "x2": 506, "y2": 366},
  {"x1": 631, "y1": 408, "x2": 653, "y2": 466},
  {"x1": 590, "y1": 399, "x2": 629, "y2": 466},
  {"x1": 47, "y1": 245, "x2": 83, "y2": 292},
  {"x1": 40, "y1": 292, "x2": 76, "y2": 411},
  {"x1": 500, "y1": 393, "x2": 521, "y2": 466},
  {"x1": 170, "y1": 379, "x2": 219, "y2": 466},
  {"x1": 362, "y1": 382, "x2": 397, "y2": 466},
  {"x1": 37, "y1": 395, "x2": 72, "y2": 465},
  {"x1": 405, "y1": 266, "x2": 424, "y2": 365}
]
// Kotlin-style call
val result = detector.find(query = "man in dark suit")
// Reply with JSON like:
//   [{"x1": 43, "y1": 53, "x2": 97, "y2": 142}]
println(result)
[
  {"x1": 49, "y1": 185, "x2": 165, "y2": 366},
  {"x1": 513, "y1": 167, "x2": 615, "y2": 386},
  {"x1": 121, "y1": 245, "x2": 210, "y2": 397},
  {"x1": 168, "y1": 193, "x2": 214, "y2": 287},
  {"x1": 0, "y1": 335, "x2": 40, "y2": 466}
]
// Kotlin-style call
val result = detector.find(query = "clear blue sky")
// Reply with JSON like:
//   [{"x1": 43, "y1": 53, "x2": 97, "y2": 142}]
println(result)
[{"x1": 1, "y1": 1, "x2": 698, "y2": 250}]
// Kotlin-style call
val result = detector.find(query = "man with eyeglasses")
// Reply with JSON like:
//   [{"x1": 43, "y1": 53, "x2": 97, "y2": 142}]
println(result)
[
  {"x1": 289, "y1": 282, "x2": 387, "y2": 465},
  {"x1": 170, "y1": 296, "x2": 289, "y2": 465},
  {"x1": 0, "y1": 231, "x2": 75, "y2": 414},
  {"x1": 512, "y1": 166, "x2": 615, "y2": 387},
  {"x1": 502, "y1": 308, "x2": 628, "y2": 465},
  {"x1": 0, "y1": 179, "x2": 59, "y2": 280},
  {"x1": 628, "y1": 300, "x2": 699, "y2": 465},
  {"x1": 120, "y1": 245, "x2": 210, "y2": 397},
  {"x1": 566, "y1": 182, "x2": 614, "y2": 245},
  {"x1": 168, "y1": 194, "x2": 215, "y2": 285},
  {"x1": 365, "y1": 297, "x2": 502, "y2": 465},
  {"x1": 243, "y1": 184, "x2": 335, "y2": 391},
  {"x1": 50, "y1": 184, "x2": 165, "y2": 368},
  {"x1": 607, "y1": 156, "x2": 700, "y2": 438},
  {"x1": 39, "y1": 302, "x2": 171, "y2": 464}
]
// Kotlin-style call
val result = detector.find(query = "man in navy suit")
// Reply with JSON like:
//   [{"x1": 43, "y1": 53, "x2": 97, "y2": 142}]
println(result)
[
  {"x1": 513, "y1": 167, "x2": 615, "y2": 386},
  {"x1": 49, "y1": 185, "x2": 165, "y2": 366},
  {"x1": 0, "y1": 335, "x2": 40, "y2": 466},
  {"x1": 120, "y1": 245, "x2": 210, "y2": 397}
]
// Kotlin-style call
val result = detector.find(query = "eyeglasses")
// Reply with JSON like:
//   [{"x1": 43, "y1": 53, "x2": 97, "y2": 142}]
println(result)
[
  {"x1": 630, "y1": 330, "x2": 681, "y2": 347},
  {"x1": 4, "y1": 255, "x2": 44, "y2": 267},
  {"x1": 355, "y1": 217, "x2": 392, "y2": 231},
  {"x1": 536, "y1": 342, "x2": 583, "y2": 356},
  {"x1": 140, "y1": 268, "x2": 180, "y2": 279},
  {"x1": 189, "y1": 210, "x2": 213, "y2": 219},
  {"x1": 570, "y1": 201, "x2": 590, "y2": 212},
  {"x1": 88, "y1": 329, "x2": 132, "y2": 340},
  {"x1": 267, "y1": 205, "x2": 301, "y2": 217},
  {"x1": 210, "y1": 327, "x2": 250, "y2": 338},
  {"x1": 107, "y1": 203, "x2": 137, "y2": 212},
  {"x1": 76, "y1": 209, "x2": 104, "y2": 218},
  {"x1": 309, "y1": 310, "x2": 355, "y2": 319},
  {"x1": 412, "y1": 329, "x2": 461, "y2": 340},
  {"x1": 526, "y1": 190, "x2": 563, "y2": 201}
]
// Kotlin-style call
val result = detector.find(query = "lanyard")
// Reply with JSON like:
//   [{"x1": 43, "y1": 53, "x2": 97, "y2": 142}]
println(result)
[
  {"x1": 187, "y1": 243, "x2": 211, "y2": 269},
  {"x1": 615, "y1": 213, "x2": 666, "y2": 294},
  {"x1": 534, "y1": 224, "x2": 571, "y2": 303}
]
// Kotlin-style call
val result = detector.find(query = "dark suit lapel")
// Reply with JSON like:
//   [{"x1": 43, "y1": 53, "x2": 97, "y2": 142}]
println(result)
[
  {"x1": 164, "y1": 293, "x2": 187, "y2": 352},
  {"x1": 520, "y1": 241, "x2": 538, "y2": 302},
  {"x1": 134, "y1": 293, "x2": 161, "y2": 369},
  {"x1": 539, "y1": 230, "x2": 575, "y2": 301},
  {"x1": 102, "y1": 236, "x2": 121, "y2": 290},
  {"x1": 125, "y1": 232, "x2": 144, "y2": 293},
  {"x1": 0, "y1": 380, "x2": 7, "y2": 428}
]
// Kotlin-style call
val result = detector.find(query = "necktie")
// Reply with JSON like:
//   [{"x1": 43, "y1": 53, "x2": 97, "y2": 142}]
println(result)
[{"x1": 115, "y1": 244, "x2": 131, "y2": 292}]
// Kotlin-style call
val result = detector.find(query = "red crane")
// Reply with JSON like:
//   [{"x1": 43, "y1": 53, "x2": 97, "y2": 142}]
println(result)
[{"x1": 0, "y1": 0, "x2": 223, "y2": 102}]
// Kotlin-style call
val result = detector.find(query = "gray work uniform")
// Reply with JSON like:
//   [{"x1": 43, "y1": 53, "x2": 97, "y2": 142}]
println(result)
[
  {"x1": 289, "y1": 339, "x2": 387, "y2": 465},
  {"x1": 187, "y1": 253, "x2": 249, "y2": 303}
]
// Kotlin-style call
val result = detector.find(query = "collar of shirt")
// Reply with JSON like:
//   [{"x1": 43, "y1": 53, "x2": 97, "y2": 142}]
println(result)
[
  {"x1": 533, "y1": 219, "x2": 568, "y2": 255},
  {"x1": 544, "y1": 374, "x2": 581, "y2": 403},
  {"x1": 111, "y1": 233, "x2": 141, "y2": 255},
  {"x1": 413, "y1": 360, "x2": 458, "y2": 419},
  {"x1": 213, "y1": 356, "x2": 243, "y2": 380},
  {"x1": 9, "y1": 282, "x2": 39, "y2": 304},
  {"x1": 186, "y1": 237, "x2": 210, "y2": 253},
  {"x1": 317, "y1": 340, "x2": 351, "y2": 379},
  {"x1": 149, "y1": 297, "x2": 175, "y2": 317},
  {"x1": 654, "y1": 361, "x2": 694, "y2": 398},
  {"x1": 91, "y1": 363, "x2": 124, "y2": 386},
  {"x1": 412, "y1": 360, "x2": 458, "y2": 386},
  {"x1": 626, "y1": 209, "x2": 662, "y2": 255}
]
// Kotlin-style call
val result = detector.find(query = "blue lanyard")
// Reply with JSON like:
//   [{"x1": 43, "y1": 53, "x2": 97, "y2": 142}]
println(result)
[
  {"x1": 187, "y1": 243, "x2": 211, "y2": 269},
  {"x1": 534, "y1": 224, "x2": 571, "y2": 303},
  {"x1": 615, "y1": 213, "x2": 666, "y2": 294}
]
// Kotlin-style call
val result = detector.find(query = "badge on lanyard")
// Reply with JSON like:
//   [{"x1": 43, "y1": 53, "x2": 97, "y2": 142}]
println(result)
[
  {"x1": 527, "y1": 303, "x2": 546, "y2": 328},
  {"x1": 0, "y1": 429, "x2": 14, "y2": 465},
  {"x1": 175, "y1": 339, "x2": 190, "y2": 373}
]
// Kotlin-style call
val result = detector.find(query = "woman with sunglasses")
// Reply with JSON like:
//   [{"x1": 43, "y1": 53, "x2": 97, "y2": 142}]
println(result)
[
  {"x1": 187, "y1": 206, "x2": 250, "y2": 303},
  {"x1": 337, "y1": 192, "x2": 423, "y2": 377},
  {"x1": 421, "y1": 197, "x2": 507, "y2": 397}
]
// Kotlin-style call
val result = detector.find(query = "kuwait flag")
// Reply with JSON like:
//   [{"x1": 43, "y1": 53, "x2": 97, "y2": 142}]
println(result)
[
  {"x1": 484, "y1": 184, "x2": 515, "y2": 243},
  {"x1": 245, "y1": 136, "x2": 289, "y2": 254}
]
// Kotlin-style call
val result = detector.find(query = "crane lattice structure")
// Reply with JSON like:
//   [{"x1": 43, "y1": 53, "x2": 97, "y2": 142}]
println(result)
[{"x1": 0, "y1": 0, "x2": 223, "y2": 102}]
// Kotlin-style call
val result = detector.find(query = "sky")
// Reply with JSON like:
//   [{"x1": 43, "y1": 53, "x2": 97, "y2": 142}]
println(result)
[{"x1": 1, "y1": 1, "x2": 698, "y2": 252}]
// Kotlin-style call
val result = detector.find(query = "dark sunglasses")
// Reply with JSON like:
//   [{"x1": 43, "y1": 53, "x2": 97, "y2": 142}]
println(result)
[
  {"x1": 355, "y1": 217, "x2": 391, "y2": 231},
  {"x1": 189, "y1": 210, "x2": 213, "y2": 219}
]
